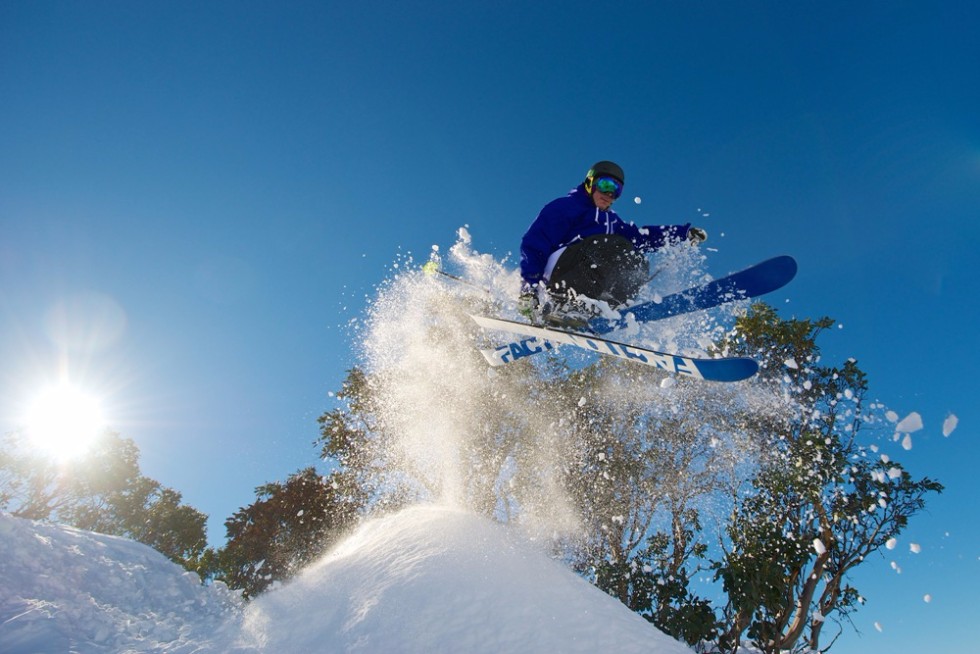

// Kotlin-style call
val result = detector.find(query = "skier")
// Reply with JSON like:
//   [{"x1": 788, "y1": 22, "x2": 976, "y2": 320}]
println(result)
[{"x1": 519, "y1": 160, "x2": 707, "y2": 324}]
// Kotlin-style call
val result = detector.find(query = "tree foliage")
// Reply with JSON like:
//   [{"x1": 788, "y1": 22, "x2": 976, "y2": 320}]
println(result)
[
  {"x1": 549, "y1": 358, "x2": 739, "y2": 645},
  {"x1": 210, "y1": 467, "x2": 363, "y2": 598},
  {"x1": 0, "y1": 429, "x2": 208, "y2": 572},
  {"x1": 713, "y1": 304, "x2": 943, "y2": 653}
]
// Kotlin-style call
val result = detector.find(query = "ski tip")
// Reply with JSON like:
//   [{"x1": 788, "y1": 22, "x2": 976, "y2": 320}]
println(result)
[
  {"x1": 697, "y1": 357, "x2": 760, "y2": 382},
  {"x1": 727, "y1": 358, "x2": 760, "y2": 382},
  {"x1": 769, "y1": 255, "x2": 798, "y2": 280}
]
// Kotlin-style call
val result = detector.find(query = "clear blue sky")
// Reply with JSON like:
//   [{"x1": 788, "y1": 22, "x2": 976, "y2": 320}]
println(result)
[{"x1": 1, "y1": 2, "x2": 977, "y2": 652}]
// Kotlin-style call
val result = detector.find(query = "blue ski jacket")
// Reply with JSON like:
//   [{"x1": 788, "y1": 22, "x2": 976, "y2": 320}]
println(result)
[{"x1": 520, "y1": 184, "x2": 692, "y2": 288}]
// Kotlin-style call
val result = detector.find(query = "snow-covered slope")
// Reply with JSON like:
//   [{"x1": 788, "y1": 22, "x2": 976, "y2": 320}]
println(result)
[
  {"x1": 0, "y1": 505, "x2": 692, "y2": 653},
  {"x1": 0, "y1": 513, "x2": 243, "y2": 653},
  {"x1": 240, "y1": 504, "x2": 691, "y2": 653}
]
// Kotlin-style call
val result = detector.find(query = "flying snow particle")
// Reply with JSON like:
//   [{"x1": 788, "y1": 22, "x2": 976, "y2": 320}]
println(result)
[
  {"x1": 812, "y1": 538, "x2": 827, "y2": 555},
  {"x1": 910, "y1": 543, "x2": 922, "y2": 554},
  {"x1": 784, "y1": 358, "x2": 799, "y2": 369},
  {"x1": 943, "y1": 414, "x2": 958, "y2": 437},
  {"x1": 896, "y1": 412, "x2": 923, "y2": 433},
  {"x1": 924, "y1": 594, "x2": 932, "y2": 603},
  {"x1": 874, "y1": 622, "x2": 883, "y2": 633},
  {"x1": 577, "y1": 396, "x2": 587, "y2": 407},
  {"x1": 887, "y1": 467, "x2": 902, "y2": 479},
  {"x1": 886, "y1": 411, "x2": 899, "y2": 423},
  {"x1": 634, "y1": 196, "x2": 642, "y2": 204},
  {"x1": 902, "y1": 434, "x2": 913, "y2": 451},
  {"x1": 886, "y1": 537, "x2": 897, "y2": 550}
]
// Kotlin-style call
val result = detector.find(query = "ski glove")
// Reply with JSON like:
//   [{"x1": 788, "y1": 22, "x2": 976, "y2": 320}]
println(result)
[
  {"x1": 688, "y1": 227, "x2": 708, "y2": 245},
  {"x1": 518, "y1": 291, "x2": 538, "y2": 320}
]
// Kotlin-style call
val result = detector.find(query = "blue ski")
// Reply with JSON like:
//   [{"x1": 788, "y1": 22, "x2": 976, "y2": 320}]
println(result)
[
  {"x1": 471, "y1": 314, "x2": 759, "y2": 382},
  {"x1": 588, "y1": 255, "x2": 797, "y2": 334},
  {"x1": 484, "y1": 255, "x2": 796, "y2": 364}
]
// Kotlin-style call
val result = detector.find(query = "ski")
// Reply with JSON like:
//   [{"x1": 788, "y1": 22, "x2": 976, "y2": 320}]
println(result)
[
  {"x1": 588, "y1": 255, "x2": 797, "y2": 334},
  {"x1": 488, "y1": 255, "x2": 797, "y2": 364},
  {"x1": 471, "y1": 314, "x2": 759, "y2": 382}
]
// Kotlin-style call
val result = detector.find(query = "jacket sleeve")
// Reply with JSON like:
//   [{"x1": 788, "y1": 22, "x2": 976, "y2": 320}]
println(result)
[
  {"x1": 520, "y1": 199, "x2": 571, "y2": 287},
  {"x1": 613, "y1": 218, "x2": 692, "y2": 252}
]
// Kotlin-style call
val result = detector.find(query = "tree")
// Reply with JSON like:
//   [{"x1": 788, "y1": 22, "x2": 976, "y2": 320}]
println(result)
[
  {"x1": 553, "y1": 357, "x2": 745, "y2": 646},
  {"x1": 713, "y1": 304, "x2": 943, "y2": 653},
  {"x1": 111, "y1": 483, "x2": 209, "y2": 572},
  {"x1": 212, "y1": 467, "x2": 362, "y2": 598},
  {"x1": 0, "y1": 429, "x2": 209, "y2": 572},
  {"x1": 0, "y1": 429, "x2": 139, "y2": 522},
  {"x1": 315, "y1": 357, "x2": 563, "y2": 524}
]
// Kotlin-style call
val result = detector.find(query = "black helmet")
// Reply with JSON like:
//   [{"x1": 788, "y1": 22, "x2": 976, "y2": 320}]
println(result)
[{"x1": 586, "y1": 160, "x2": 624, "y2": 185}]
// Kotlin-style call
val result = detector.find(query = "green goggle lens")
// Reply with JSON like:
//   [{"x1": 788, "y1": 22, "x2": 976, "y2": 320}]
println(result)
[{"x1": 593, "y1": 176, "x2": 623, "y2": 198}]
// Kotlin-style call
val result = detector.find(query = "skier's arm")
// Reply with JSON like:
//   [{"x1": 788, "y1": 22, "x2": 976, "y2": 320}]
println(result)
[
  {"x1": 520, "y1": 203, "x2": 569, "y2": 289},
  {"x1": 613, "y1": 218, "x2": 693, "y2": 252}
]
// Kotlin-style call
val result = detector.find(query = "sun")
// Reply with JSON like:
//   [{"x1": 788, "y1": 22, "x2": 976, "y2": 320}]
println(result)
[{"x1": 24, "y1": 382, "x2": 107, "y2": 460}]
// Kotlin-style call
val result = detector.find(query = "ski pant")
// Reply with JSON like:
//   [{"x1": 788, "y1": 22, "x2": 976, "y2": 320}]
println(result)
[{"x1": 547, "y1": 234, "x2": 649, "y2": 307}]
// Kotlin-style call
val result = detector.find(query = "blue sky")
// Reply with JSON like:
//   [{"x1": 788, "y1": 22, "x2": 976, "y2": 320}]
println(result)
[{"x1": 1, "y1": 2, "x2": 977, "y2": 652}]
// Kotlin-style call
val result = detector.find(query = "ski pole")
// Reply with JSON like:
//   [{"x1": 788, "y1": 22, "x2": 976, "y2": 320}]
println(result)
[{"x1": 421, "y1": 261, "x2": 492, "y2": 294}]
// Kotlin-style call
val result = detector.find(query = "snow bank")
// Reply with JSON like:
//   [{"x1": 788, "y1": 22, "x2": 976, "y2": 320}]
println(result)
[
  {"x1": 0, "y1": 514, "x2": 243, "y2": 654},
  {"x1": 1, "y1": 506, "x2": 692, "y2": 653},
  {"x1": 239, "y1": 504, "x2": 691, "y2": 653}
]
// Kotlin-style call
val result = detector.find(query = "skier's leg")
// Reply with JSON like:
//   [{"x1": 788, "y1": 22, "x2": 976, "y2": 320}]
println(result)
[
  {"x1": 549, "y1": 235, "x2": 648, "y2": 307},
  {"x1": 604, "y1": 249, "x2": 649, "y2": 306}
]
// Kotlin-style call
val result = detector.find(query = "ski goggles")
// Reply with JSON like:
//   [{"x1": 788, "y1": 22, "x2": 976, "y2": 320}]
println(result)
[{"x1": 591, "y1": 175, "x2": 623, "y2": 199}]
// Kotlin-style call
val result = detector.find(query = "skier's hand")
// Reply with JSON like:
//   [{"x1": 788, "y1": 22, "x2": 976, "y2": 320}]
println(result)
[{"x1": 688, "y1": 227, "x2": 708, "y2": 245}]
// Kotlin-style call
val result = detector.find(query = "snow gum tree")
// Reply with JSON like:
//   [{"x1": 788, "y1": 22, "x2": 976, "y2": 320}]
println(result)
[
  {"x1": 714, "y1": 304, "x2": 943, "y2": 654},
  {"x1": 0, "y1": 429, "x2": 208, "y2": 572},
  {"x1": 212, "y1": 467, "x2": 363, "y2": 598},
  {"x1": 551, "y1": 358, "x2": 746, "y2": 646}
]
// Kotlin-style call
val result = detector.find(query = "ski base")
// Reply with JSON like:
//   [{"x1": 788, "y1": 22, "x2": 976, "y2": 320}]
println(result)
[
  {"x1": 471, "y1": 314, "x2": 758, "y2": 382},
  {"x1": 488, "y1": 255, "x2": 797, "y2": 365},
  {"x1": 589, "y1": 254, "x2": 797, "y2": 334}
]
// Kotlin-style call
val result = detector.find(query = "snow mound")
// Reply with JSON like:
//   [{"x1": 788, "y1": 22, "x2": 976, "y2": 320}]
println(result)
[
  {"x1": 1, "y1": 506, "x2": 692, "y2": 653},
  {"x1": 0, "y1": 514, "x2": 243, "y2": 654},
  {"x1": 240, "y1": 504, "x2": 691, "y2": 653}
]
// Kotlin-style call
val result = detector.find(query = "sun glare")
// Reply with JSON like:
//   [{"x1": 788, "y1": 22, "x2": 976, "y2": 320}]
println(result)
[{"x1": 24, "y1": 382, "x2": 106, "y2": 460}]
